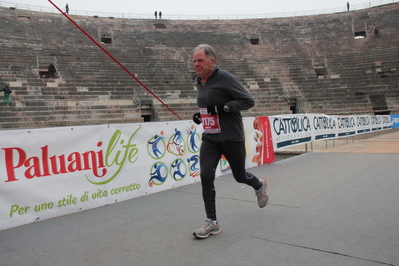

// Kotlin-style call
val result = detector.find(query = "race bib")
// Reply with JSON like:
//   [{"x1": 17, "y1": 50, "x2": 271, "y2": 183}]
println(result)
[{"x1": 200, "y1": 108, "x2": 221, "y2": 134}]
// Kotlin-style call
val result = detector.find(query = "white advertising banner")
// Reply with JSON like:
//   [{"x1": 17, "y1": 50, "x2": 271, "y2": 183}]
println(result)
[
  {"x1": 269, "y1": 114, "x2": 392, "y2": 150},
  {"x1": 0, "y1": 121, "x2": 202, "y2": 230},
  {"x1": 0, "y1": 118, "x2": 274, "y2": 230}
]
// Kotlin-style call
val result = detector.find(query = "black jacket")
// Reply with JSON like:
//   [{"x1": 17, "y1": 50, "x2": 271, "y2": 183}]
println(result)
[{"x1": 1, "y1": 86, "x2": 12, "y2": 94}]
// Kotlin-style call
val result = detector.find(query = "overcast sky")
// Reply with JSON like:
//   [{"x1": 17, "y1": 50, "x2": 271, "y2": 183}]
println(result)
[{"x1": 4, "y1": 0, "x2": 385, "y2": 17}]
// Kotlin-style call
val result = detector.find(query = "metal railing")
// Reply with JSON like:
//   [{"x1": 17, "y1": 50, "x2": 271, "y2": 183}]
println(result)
[
  {"x1": 132, "y1": 89, "x2": 141, "y2": 111},
  {"x1": 1, "y1": 0, "x2": 398, "y2": 20}
]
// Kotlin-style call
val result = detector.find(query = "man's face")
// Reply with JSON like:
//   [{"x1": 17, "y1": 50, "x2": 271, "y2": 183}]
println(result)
[{"x1": 193, "y1": 49, "x2": 216, "y2": 81}]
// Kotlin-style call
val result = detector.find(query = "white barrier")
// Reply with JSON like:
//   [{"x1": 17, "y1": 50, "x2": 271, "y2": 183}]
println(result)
[
  {"x1": 0, "y1": 117, "x2": 275, "y2": 230},
  {"x1": 0, "y1": 114, "x2": 391, "y2": 230},
  {"x1": 269, "y1": 114, "x2": 392, "y2": 150}
]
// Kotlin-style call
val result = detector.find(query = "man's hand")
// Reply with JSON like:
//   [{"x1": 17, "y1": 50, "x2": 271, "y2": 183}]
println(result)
[
  {"x1": 207, "y1": 104, "x2": 225, "y2": 115},
  {"x1": 192, "y1": 112, "x2": 202, "y2": 124}
]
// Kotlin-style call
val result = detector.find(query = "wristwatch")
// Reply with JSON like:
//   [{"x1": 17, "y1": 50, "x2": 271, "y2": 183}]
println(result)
[{"x1": 223, "y1": 105, "x2": 230, "y2": 113}]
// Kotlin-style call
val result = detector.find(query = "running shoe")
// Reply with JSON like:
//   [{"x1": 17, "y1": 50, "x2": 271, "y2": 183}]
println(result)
[
  {"x1": 193, "y1": 219, "x2": 222, "y2": 238},
  {"x1": 256, "y1": 178, "x2": 269, "y2": 208}
]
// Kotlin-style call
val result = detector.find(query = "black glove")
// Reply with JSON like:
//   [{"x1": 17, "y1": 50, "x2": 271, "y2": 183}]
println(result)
[
  {"x1": 192, "y1": 112, "x2": 202, "y2": 124},
  {"x1": 207, "y1": 104, "x2": 225, "y2": 115}
]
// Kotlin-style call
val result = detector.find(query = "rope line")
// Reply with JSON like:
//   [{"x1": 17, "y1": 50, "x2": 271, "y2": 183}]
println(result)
[{"x1": 47, "y1": 0, "x2": 182, "y2": 120}]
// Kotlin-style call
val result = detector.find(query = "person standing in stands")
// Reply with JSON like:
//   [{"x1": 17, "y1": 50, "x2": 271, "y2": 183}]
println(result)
[
  {"x1": 48, "y1": 64, "x2": 56, "y2": 79},
  {"x1": 65, "y1": 3, "x2": 69, "y2": 14},
  {"x1": 374, "y1": 25, "x2": 379, "y2": 37},
  {"x1": 159, "y1": 11, "x2": 162, "y2": 19},
  {"x1": 347, "y1": 2, "x2": 350, "y2": 11},
  {"x1": 154, "y1": 11, "x2": 157, "y2": 19},
  {"x1": 0, "y1": 84, "x2": 12, "y2": 106},
  {"x1": 191, "y1": 44, "x2": 269, "y2": 239}
]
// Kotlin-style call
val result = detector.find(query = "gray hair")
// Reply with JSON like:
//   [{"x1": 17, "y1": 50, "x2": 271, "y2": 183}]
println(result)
[{"x1": 193, "y1": 44, "x2": 216, "y2": 60}]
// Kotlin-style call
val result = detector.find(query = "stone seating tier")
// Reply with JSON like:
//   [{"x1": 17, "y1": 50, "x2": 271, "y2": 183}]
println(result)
[{"x1": 0, "y1": 3, "x2": 398, "y2": 129}]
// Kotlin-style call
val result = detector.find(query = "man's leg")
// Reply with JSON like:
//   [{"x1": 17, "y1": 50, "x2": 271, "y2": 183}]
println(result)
[
  {"x1": 222, "y1": 141, "x2": 262, "y2": 190},
  {"x1": 4, "y1": 94, "x2": 10, "y2": 106},
  {"x1": 222, "y1": 141, "x2": 269, "y2": 208},
  {"x1": 199, "y1": 138, "x2": 223, "y2": 221},
  {"x1": 193, "y1": 138, "x2": 223, "y2": 238}
]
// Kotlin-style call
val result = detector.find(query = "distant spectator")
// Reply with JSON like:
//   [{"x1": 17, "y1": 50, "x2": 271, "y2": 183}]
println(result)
[
  {"x1": 374, "y1": 25, "x2": 379, "y2": 37},
  {"x1": 65, "y1": 3, "x2": 69, "y2": 14},
  {"x1": 347, "y1": 2, "x2": 350, "y2": 11},
  {"x1": 0, "y1": 84, "x2": 12, "y2": 106},
  {"x1": 154, "y1": 11, "x2": 157, "y2": 19},
  {"x1": 159, "y1": 11, "x2": 162, "y2": 19},
  {"x1": 48, "y1": 64, "x2": 56, "y2": 79}
]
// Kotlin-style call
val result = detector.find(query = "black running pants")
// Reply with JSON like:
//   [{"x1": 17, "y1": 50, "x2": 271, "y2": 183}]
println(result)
[{"x1": 199, "y1": 138, "x2": 262, "y2": 221}]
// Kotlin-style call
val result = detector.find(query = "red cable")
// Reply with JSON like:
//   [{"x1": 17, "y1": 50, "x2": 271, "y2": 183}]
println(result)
[{"x1": 47, "y1": 0, "x2": 182, "y2": 120}]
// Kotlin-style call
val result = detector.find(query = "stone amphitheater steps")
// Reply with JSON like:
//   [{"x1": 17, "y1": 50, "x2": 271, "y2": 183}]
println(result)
[{"x1": 1, "y1": 3, "x2": 399, "y2": 128}]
